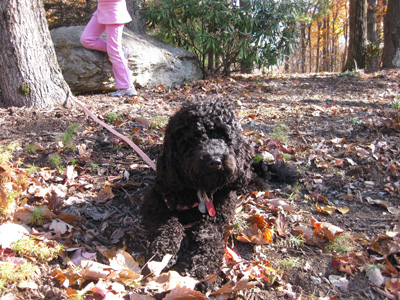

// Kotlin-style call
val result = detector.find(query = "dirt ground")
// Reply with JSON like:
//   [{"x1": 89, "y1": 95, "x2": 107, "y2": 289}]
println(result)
[{"x1": 0, "y1": 70, "x2": 400, "y2": 300}]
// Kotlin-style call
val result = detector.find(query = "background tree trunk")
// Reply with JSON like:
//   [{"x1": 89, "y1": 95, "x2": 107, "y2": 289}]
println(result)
[
  {"x1": 0, "y1": 0, "x2": 71, "y2": 108},
  {"x1": 343, "y1": 0, "x2": 367, "y2": 71},
  {"x1": 315, "y1": 20, "x2": 322, "y2": 73},
  {"x1": 322, "y1": 18, "x2": 328, "y2": 72},
  {"x1": 307, "y1": 24, "x2": 312, "y2": 73},
  {"x1": 125, "y1": 0, "x2": 146, "y2": 34},
  {"x1": 366, "y1": 0, "x2": 379, "y2": 71},
  {"x1": 300, "y1": 23, "x2": 306, "y2": 73},
  {"x1": 382, "y1": 0, "x2": 400, "y2": 68},
  {"x1": 239, "y1": 0, "x2": 251, "y2": 74},
  {"x1": 342, "y1": 6, "x2": 349, "y2": 68}
]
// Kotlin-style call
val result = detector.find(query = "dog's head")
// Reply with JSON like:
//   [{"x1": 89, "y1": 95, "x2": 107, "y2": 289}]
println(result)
[{"x1": 156, "y1": 97, "x2": 253, "y2": 194}]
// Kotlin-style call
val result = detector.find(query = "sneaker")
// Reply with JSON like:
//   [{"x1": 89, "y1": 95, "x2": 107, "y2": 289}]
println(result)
[
  {"x1": 122, "y1": 46, "x2": 131, "y2": 60},
  {"x1": 109, "y1": 86, "x2": 137, "y2": 97}
]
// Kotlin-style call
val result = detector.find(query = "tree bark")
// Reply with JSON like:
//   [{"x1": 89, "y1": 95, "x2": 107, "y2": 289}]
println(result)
[
  {"x1": 342, "y1": 3, "x2": 349, "y2": 69},
  {"x1": 331, "y1": 5, "x2": 338, "y2": 71},
  {"x1": 125, "y1": 0, "x2": 146, "y2": 34},
  {"x1": 0, "y1": 0, "x2": 72, "y2": 108},
  {"x1": 315, "y1": 20, "x2": 322, "y2": 73},
  {"x1": 343, "y1": 0, "x2": 367, "y2": 71},
  {"x1": 366, "y1": 0, "x2": 379, "y2": 71},
  {"x1": 239, "y1": 0, "x2": 251, "y2": 74},
  {"x1": 300, "y1": 23, "x2": 306, "y2": 73},
  {"x1": 382, "y1": 0, "x2": 400, "y2": 68},
  {"x1": 322, "y1": 18, "x2": 328, "y2": 72},
  {"x1": 307, "y1": 24, "x2": 312, "y2": 73}
]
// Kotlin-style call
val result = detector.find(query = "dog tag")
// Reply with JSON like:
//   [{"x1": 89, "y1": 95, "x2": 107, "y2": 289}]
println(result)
[
  {"x1": 197, "y1": 190, "x2": 216, "y2": 217},
  {"x1": 197, "y1": 190, "x2": 207, "y2": 214}
]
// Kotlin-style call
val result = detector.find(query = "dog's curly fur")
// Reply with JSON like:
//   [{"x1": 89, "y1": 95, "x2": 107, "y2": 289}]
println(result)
[{"x1": 141, "y1": 97, "x2": 295, "y2": 282}]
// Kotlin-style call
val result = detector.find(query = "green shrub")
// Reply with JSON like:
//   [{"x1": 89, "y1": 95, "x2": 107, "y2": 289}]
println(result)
[{"x1": 142, "y1": 0, "x2": 299, "y2": 74}]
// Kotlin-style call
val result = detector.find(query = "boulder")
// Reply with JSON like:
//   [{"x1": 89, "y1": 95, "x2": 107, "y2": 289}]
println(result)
[{"x1": 50, "y1": 26, "x2": 203, "y2": 93}]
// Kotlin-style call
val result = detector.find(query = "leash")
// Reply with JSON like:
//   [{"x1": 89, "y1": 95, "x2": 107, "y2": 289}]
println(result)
[{"x1": 70, "y1": 97, "x2": 157, "y2": 172}]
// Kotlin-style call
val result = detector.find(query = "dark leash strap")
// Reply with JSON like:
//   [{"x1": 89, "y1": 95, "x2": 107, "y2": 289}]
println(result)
[{"x1": 70, "y1": 98, "x2": 157, "y2": 172}]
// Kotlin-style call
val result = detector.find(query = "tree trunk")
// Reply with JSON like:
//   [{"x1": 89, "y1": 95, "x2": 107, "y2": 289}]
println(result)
[
  {"x1": 366, "y1": 0, "x2": 379, "y2": 71},
  {"x1": 300, "y1": 23, "x2": 306, "y2": 73},
  {"x1": 284, "y1": 55, "x2": 289, "y2": 73},
  {"x1": 239, "y1": 0, "x2": 251, "y2": 74},
  {"x1": 343, "y1": 0, "x2": 367, "y2": 71},
  {"x1": 326, "y1": 15, "x2": 330, "y2": 71},
  {"x1": 315, "y1": 20, "x2": 322, "y2": 73},
  {"x1": 341, "y1": 5, "x2": 349, "y2": 69},
  {"x1": 331, "y1": 6, "x2": 338, "y2": 71},
  {"x1": 125, "y1": 0, "x2": 146, "y2": 34},
  {"x1": 382, "y1": 0, "x2": 400, "y2": 68},
  {"x1": 0, "y1": 0, "x2": 72, "y2": 108},
  {"x1": 322, "y1": 18, "x2": 328, "y2": 72},
  {"x1": 307, "y1": 24, "x2": 312, "y2": 73}
]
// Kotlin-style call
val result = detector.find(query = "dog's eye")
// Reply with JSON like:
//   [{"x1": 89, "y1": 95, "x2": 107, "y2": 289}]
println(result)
[{"x1": 200, "y1": 154, "x2": 209, "y2": 161}]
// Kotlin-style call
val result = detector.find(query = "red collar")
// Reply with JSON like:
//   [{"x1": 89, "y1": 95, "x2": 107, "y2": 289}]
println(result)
[{"x1": 164, "y1": 190, "x2": 216, "y2": 217}]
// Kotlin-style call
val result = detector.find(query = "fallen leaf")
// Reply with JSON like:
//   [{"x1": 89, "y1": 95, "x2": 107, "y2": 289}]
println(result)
[
  {"x1": 292, "y1": 224, "x2": 325, "y2": 247},
  {"x1": 49, "y1": 219, "x2": 73, "y2": 235},
  {"x1": 147, "y1": 254, "x2": 173, "y2": 276},
  {"x1": 95, "y1": 186, "x2": 114, "y2": 203},
  {"x1": 212, "y1": 277, "x2": 257, "y2": 295},
  {"x1": 109, "y1": 249, "x2": 142, "y2": 275},
  {"x1": 14, "y1": 205, "x2": 56, "y2": 223},
  {"x1": 0, "y1": 222, "x2": 30, "y2": 248},
  {"x1": 386, "y1": 278, "x2": 400, "y2": 294},
  {"x1": 316, "y1": 203, "x2": 336, "y2": 215},
  {"x1": 146, "y1": 271, "x2": 198, "y2": 292},
  {"x1": 337, "y1": 206, "x2": 350, "y2": 214},
  {"x1": 328, "y1": 275, "x2": 349, "y2": 291},
  {"x1": 224, "y1": 247, "x2": 242, "y2": 265},
  {"x1": 366, "y1": 197, "x2": 397, "y2": 214},
  {"x1": 365, "y1": 264, "x2": 384, "y2": 286},
  {"x1": 311, "y1": 217, "x2": 344, "y2": 241},
  {"x1": 276, "y1": 212, "x2": 289, "y2": 237},
  {"x1": 164, "y1": 286, "x2": 206, "y2": 300},
  {"x1": 0, "y1": 187, "x2": 6, "y2": 206},
  {"x1": 79, "y1": 260, "x2": 111, "y2": 280},
  {"x1": 237, "y1": 223, "x2": 273, "y2": 245},
  {"x1": 265, "y1": 199, "x2": 295, "y2": 212},
  {"x1": 129, "y1": 292, "x2": 156, "y2": 300},
  {"x1": 64, "y1": 165, "x2": 78, "y2": 184}
]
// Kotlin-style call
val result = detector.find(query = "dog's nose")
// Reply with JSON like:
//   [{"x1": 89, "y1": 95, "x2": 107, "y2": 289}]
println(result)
[{"x1": 209, "y1": 157, "x2": 222, "y2": 168}]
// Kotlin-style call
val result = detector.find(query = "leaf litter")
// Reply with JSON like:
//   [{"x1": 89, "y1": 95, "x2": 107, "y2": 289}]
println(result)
[{"x1": 0, "y1": 70, "x2": 399, "y2": 299}]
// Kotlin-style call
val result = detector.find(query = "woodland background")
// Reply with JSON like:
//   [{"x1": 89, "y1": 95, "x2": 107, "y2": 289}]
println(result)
[
  {"x1": 43, "y1": 0, "x2": 398, "y2": 75},
  {"x1": 0, "y1": 0, "x2": 400, "y2": 300}
]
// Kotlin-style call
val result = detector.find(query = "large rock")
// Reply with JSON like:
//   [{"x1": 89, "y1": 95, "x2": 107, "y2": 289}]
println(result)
[{"x1": 50, "y1": 26, "x2": 203, "y2": 93}]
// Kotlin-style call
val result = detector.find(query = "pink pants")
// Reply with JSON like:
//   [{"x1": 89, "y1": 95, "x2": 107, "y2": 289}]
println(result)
[{"x1": 80, "y1": 14, "x2": 131, "y2": 89}]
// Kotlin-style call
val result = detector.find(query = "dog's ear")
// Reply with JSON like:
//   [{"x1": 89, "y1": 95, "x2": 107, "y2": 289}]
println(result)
[
  {"x1": 155, "y1": 144, "x2": 182, "y2": 193},
  {"x1": 230, "y1": 137, "x2": 254, "y2": 187},
  {"x1": 155, "y1": 124, "x2": 191, "y2": 193}
]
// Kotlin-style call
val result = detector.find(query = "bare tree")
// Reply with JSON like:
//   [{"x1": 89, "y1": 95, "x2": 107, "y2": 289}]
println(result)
[
  {"x1": 343, "y1": 0, "x2": 367, "y2": 71},
  {"x1": 382, "y1": 0, "x2": 400, "y2": 68},
  {"x1": 0, "y1": 0, "x2": 72, "y2": 108}
]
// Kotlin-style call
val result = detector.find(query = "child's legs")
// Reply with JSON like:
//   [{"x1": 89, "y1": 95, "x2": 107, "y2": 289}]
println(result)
[
  {"x1": 105, "y1": 24, "x2": 132, "y2": 89},
  {"x1": 80, "y1": 14, "x2": 107, "y2": 52}
]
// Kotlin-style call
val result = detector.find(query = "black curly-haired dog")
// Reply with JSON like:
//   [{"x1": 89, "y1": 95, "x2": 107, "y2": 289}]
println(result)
[{"x1": 141, "y1": 97, "x2": 295, "y2": 282}]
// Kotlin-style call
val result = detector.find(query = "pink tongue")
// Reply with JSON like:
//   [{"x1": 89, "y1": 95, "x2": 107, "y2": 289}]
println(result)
[{"x1": 205, "y1": 197, "x2": 216, "y2": 217}]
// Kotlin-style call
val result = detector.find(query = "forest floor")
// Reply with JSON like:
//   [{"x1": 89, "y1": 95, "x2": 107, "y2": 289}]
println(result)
[{"x1": 0, "y1": 70, "x2": 400, "y2": 300}]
